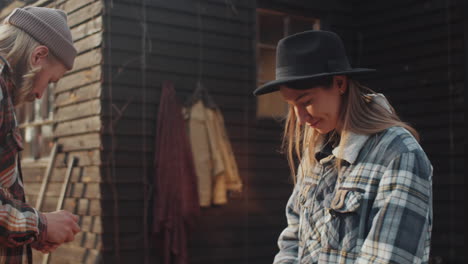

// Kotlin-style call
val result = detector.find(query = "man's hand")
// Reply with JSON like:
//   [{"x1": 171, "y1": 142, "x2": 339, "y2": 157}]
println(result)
[{"x1": 43, "y1": 210, "x2": 80, "y2": 244}]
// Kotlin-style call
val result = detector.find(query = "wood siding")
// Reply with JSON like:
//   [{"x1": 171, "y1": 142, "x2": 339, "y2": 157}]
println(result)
[{"x1": 101, "y1": 0, "x2": 256, "y2": 263}]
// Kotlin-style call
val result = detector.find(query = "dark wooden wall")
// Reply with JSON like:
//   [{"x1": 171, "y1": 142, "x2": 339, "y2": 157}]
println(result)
[
  {"x1": 101, "y1": 0, "x2": 358, "y2": 263},
  {"x1": 101, "y1": 0, "x2": 256, "y2": 263},
  {"x1": 354, "y1": 1, "x2": 465, "y2": 263}
]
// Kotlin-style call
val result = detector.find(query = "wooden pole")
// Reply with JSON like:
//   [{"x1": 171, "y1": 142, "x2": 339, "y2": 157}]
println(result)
[
  {"x1": 42, "y1": 156, "x2": 78, "y2": 264},
  {"x1": 35, "y1": 143, "x2": 59, "y2": 210}
]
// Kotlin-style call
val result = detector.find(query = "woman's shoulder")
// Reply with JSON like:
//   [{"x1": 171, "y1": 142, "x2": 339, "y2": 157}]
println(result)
[
  {"x1": 377, "y1": 126, "x2": 421, "y2": 151},
  {"x1": 364, "y1": 126, "x2": 429, "y2": 166}
]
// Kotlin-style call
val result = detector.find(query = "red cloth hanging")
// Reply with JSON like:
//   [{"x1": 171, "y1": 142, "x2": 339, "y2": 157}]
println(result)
[{"x1": 152, "y1": 81, "x2": 200, "y2": 264}]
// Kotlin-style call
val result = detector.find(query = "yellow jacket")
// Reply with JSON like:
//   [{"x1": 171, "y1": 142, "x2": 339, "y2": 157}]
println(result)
[{"x1": 186, "y1": 100, "x2": 242, "y2": 207}]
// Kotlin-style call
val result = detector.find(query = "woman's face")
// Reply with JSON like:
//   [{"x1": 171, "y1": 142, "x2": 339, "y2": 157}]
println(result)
[
  {"x1": 280, "y1": 76, "x2": 347, "y2": 134},
  {"x1": 27, "y1": 46, "x2": 68, "y2": 101}
]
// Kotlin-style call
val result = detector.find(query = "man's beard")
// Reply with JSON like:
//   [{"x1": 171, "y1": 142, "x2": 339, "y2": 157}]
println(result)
[{"x1": 24, "y1": 92, "x2": 36, "y2": 102}]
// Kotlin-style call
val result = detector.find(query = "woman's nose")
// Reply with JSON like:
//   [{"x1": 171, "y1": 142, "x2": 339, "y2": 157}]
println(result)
[{"x1": 295, "y1": 106, "x2": 310, "y2": 125}]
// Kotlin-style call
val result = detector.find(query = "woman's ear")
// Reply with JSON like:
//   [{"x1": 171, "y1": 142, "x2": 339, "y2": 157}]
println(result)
[
  {"x1": 334, "y1": 75, "x2": 348, "y2": 94},
  {"x1": 30, "y1": 46, "x2": 50, "y2": 67}
]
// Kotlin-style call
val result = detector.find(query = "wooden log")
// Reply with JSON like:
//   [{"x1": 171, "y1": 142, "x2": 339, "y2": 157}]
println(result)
[
  {"x1": 42, "y1": 156, "x2": 77, "y2": 264},
  {"x1": 57, "y1": 133, "x2": 101, "y2": 152},
  {"x1": 56, "y1": 0, "x2": 95, "y2": 14},
  {"x1": 91, "y1": 216, "x2": 102, "y2": 233},
  {"x1": 54, "y1": 116, "x2": 102, "y2": 138},
  {"x1": 55, "y1": 66, "x2": 102, "y2": 94},
  {"x1": 74, "y1": 32, "x2": 103, "y2": 55},
  {"x1": 35, "y1": 143, "x2": 59, "y2": 209},
  {"x1": 55, "y1": 99, "x2": 101, "y2": 122},
  {"x1": 83, "y1": 248, "x2": 101, "y2": 264},
  {"x1": 55, "y1": 150, "x2": 101, "y2": 167},
  {"x1": 79, "y1": 216, "x2": 95, "y2": 233},
  {"x1": 69, "y1": 49, "x2": 102, "y2": 74},
  {"x1": 45, "y1": 245, "x2": 87, "y2": 264},
  {"x1": 19, "y1": 166, "x2": 46, "y2": 183},
  {"x1": 67, "y1": 1, "x2": 103, "y2": 28},
  {"x1": 64, "y1": 231, "x2": 101, "y2": 249},
  {"x1": 67, "y1": 182, "x2": 101, "y2": 199},
  {"x1": 71, "y1": 16, "x2": 103, "y2": 42},
  {"x1": 51, "y1": 166, "x2": 101, "y2": 183},
  {"x1": 25, "y1": 182, "x2": 63, "y2": 198}
]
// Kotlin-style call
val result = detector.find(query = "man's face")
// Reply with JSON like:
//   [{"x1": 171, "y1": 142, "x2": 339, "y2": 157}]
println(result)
[{"x1": 26, "y1": 46, "x2": 68, "y2": 102}]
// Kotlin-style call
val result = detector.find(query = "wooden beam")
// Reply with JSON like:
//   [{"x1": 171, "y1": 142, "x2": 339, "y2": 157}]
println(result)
[
  {"x1": 54, "y1": 99, "x2": 101, "y2": 123},
  {"x1": 57, "y1": 133, "x2": 101, "y2": 152},
  {"x1": 67, "y1": 0, "x2": 103, "y2": 28},
  {"x1": 35, "y1": 143, "x2": 60, "y2": 210},
  {"x1": 42, "y1": 156, "x2": 78, "y2": 264},
  {"x1": 55, "y1": 66, "x2": 102, "y2": 94},
  {"x1": 54, "y1": 82, "x2": 101, "y2": 108},
  {"x1": 54, "y1": 116, "x2": 102, "y2": 138},
  {"x1": 71, "y1": 16, "x2": 103, "y2": 42},
  {"x1": 74, "y1": 32, "x2": 103, "y2": 55},
  {"x1": 69, "y1": 49, "x2": 102, "y2": 74}
]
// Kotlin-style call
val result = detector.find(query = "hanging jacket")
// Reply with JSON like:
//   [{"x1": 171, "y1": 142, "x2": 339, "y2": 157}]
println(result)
[
  {"x1": 186, "y1": 99, "x2": 242, "y2": 207},
  {"x1": 152, "y1": 81, "x2": 200, "y2": 264}
]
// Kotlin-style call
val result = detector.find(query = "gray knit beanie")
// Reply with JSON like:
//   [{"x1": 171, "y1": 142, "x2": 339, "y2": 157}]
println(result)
[{"x1": 5, "y1": 6, "x2": 77, "y2": 70}]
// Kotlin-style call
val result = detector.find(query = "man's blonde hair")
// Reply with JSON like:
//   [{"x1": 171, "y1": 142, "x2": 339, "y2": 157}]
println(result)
[{"x1": 0, "y1": 23, "x2": 42, "y2": 105}]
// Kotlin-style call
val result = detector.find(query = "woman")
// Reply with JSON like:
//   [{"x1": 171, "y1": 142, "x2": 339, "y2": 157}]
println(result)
[
  {"x1": 254, "y1": 31, "x2": 432, "y2": 264},
  {"x1": 0, "y1": 7, "x2": 80, "y2": 263}
]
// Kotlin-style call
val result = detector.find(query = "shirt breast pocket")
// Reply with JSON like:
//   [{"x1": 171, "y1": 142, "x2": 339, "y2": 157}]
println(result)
[{"x1": 325, "y1": 188, "x2": 363, "y2": 252}]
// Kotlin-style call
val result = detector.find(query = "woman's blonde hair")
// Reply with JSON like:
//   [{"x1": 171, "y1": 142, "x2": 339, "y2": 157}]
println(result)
[
  {"x1": 0, "y1": 23, "x2": 42, "y2": 105},
  {"x1": 282, "y1": 78, "x2": 419, "y2": 182}
]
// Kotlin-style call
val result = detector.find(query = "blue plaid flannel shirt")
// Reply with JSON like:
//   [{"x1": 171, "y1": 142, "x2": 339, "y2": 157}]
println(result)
[{"x1": 274, "y1": 126, "x2": 433, "y2": 264}]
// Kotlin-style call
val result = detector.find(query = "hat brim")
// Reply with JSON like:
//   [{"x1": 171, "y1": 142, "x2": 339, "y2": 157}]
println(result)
[{"x1": 253, "y1": 68, "x2": 376, "y2": 96}]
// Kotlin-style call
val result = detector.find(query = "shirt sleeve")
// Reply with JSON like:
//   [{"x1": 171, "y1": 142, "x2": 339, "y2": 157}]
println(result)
[
  {"x1": 273, "y1": 181, "x2": 301, "y2": 264},
  {"x1": 0, "y1": 91, "x2": 48, "y2": 247},
  {"x1": 0, "y1": 188, "x2": 48, "y2": 247},
  {"x1": 356, "y1": 151, "x2": 433, "y2": 264}
]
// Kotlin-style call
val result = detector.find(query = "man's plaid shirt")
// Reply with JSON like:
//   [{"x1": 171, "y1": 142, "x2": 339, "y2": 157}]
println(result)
[
  {"x1": 0, "y1": 58, "x2": 47, "y2": 263},
  {"x1": 274, "y1": 126, "x2": 433, "y2": 264}
]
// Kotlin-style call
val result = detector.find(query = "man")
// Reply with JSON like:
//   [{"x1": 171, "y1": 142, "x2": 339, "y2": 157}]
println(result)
[{"x1": 0, "y1": 7, "x2": 80, "y2": 263}]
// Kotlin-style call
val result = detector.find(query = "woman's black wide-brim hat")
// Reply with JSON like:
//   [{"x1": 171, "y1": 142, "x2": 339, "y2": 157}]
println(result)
[{"x1": 253, "y1": 30, "x2": 376, "y2": 96}]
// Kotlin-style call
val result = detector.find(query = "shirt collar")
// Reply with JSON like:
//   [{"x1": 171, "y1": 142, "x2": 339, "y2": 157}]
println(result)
[
  {"x1": 0, "y1": 55, "x2": 12, "y2": 74},
  {"x1": 332, "y1": 132, "x2": 370, "y2": 164},
  {"x1": 314, "y1": 132, "x2": 370, "y2": 164}
]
